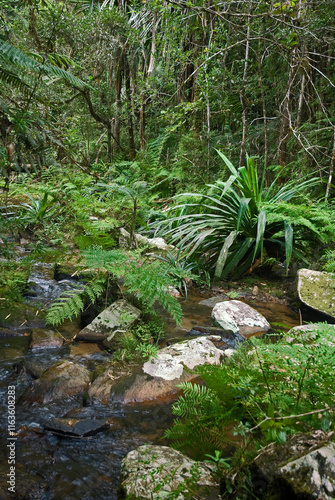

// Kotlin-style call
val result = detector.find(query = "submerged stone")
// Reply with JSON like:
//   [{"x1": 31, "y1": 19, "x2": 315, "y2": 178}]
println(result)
[
  {"x1": 118, "y1": 444, "x2": 219, "y2": 499},
  {"x1": 298, "y1": 269, "x2": 335, "y2": 319}
]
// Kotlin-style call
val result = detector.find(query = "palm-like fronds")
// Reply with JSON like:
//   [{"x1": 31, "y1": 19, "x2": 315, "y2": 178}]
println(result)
[
  {"x1": 0, "y1": 39, "x2": 87, "y2": 90},
  {"x1": 154, "y1": 152, "x2": 320, "y2": 278}
]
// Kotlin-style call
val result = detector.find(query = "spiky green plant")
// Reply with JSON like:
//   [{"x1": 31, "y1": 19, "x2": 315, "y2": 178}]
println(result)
[{"x1": 154, "y1": 151, "x2": 325, "y2": 278}]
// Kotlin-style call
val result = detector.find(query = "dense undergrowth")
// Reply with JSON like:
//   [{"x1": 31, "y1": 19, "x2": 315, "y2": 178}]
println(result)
[{"x1": 165, "y1": 323, "x2": 335, "y2": 498}]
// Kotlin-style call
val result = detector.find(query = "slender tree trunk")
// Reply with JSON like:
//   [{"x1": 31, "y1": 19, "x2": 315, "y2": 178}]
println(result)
[
  {"x1": 114, "y1": 51, "x2": 123, "y2": 154},
  {"x1": 107, "y1": 123, "x2": 113, "y2": 163},
  {"x1": 239, "y1": 14, "x2": 251, "y2": 168},
  {"x1": 325, "y1": 127, "x2": 335, "y2": 200},
  {"x1": 277, "y1": 57, "x2": 297, "y2": 165},
  {"x1": 139, "y1": 92, "x2": 145, "y2": 151},
  {"x1": 124, "y1": 55, "x2": 136, "y2": 160},
  {"x1": 139, "y1": 11, "x2": 158, "y2": 150}
]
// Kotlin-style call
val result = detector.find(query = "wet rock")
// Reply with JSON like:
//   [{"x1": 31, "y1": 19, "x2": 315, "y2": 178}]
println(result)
[
  {"x1": 298, "y1": 269, "x2": 335, "y2": 320},
  {"x1": 247, "y1": 431, "x2": 335, "y2": 500},
  {"x1": 0, "y1": 303, "x2": 46, "y2": 330},
  {"x1": 29, "y1": 328, "x2": 63, "y2": 350},
  {"x1": 76, "y1": 299, "x2": 141, "y2": 342},
  {"x1": 199, "y1": 296, "x2": 226, "y2": 307},
  {"x1": 44, "y1": 417, "x2": 109, "y2": 437},
  {"x1": 0, "y1": 327, "x2": 23, "y2": 337},
  {"x1": 142, "y1": 338, "x2": 222, "y2": 381},
  {"x1": 27, "y1": 360, "x2": 92, "y2": 403},
  {"x1": 212, "y1": 300, "x2": 270, "y2": 337},
  {"x1": 88, "y1": 367, "x2": 119, "y2": 402},
  {"x1": 89, "y1": 339, "x2": 225, "y2": 403},
  {"x1": 188, "y1": 325, "x2": 245, "y2": 349},
  {"x1": 15, "y1": 358, "x2": 52, "y2": 378},
  {"x1": 118, "y1": 444, "x2": 219, "y2": 499}
]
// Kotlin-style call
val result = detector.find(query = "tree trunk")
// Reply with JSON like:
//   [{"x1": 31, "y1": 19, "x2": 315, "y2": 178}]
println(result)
[
  {"x1": 114, "y1": 49, "x2": 123, "y2": 154},
  {"x1": 124, "y1": 55, "x2": 136, "y2": 160},
  {"x1": 239, "y1": 14, "x2": 251, "y2": 168}
]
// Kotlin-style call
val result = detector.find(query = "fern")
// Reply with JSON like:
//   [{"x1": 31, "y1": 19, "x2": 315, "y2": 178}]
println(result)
[
  {"x1": 46, "y1": 275, "x2": 105, "y2": 326},
  {"x1": 0, "y1": 39, "x2": 88, "y2": 90},
  {"x1": 46, "y1": 248, "x2": 183, "y2": 326},
  {"x1": 165, "y1": 324, "x2": 335, "y2": 459}
]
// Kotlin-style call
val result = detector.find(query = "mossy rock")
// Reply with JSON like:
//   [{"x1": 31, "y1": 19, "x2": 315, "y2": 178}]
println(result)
[{"x1": 298, "y1": 269, "x2": 335, "y2": 320}]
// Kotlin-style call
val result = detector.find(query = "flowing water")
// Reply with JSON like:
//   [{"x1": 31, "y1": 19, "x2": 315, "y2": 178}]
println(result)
[{"x1": 0, "y1": 266, "x2": 303, "y2": 499}]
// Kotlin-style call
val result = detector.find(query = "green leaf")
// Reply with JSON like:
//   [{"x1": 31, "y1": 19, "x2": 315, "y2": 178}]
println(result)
[
  {"x1": 267, "y1": 403, "x2": 275, "y2": 418},
  {"x1": 253, "y1": 210, "x2": 267, "y2": 261},
  {"x1": 214, "y1": 231, "x2": 237, "y2": 279},
  {"x1": 284, "y1": 221, "x2": 293, "y2": 271}
]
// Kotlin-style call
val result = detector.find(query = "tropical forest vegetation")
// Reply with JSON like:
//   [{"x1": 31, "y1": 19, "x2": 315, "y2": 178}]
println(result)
[{"x1": 1, "y1": 0, "x2": 335, "y2": 497}]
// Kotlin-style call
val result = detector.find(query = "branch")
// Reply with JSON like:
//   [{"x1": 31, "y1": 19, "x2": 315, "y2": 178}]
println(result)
[{"x1": 248, "y1": 406, "x2": 335, "y2": 434}]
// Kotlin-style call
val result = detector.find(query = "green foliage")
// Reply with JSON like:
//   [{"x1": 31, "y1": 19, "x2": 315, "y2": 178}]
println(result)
[
  {"x1": 45, "y1": 274, "x2": 105, "y2": 326},
  {"x1": 155, "y1": 152, "x2": 324, "y2": 278},
  {"x1": 19, "y1": 192, "x2": 59, "y2": 229},
  {"x1": 46, "y1": 248, "x2": 183, "y2": 326},
  {"x1": 0, "y1": 39, "x2": 88, "y2": 90},
  {"x1": 0, "y1": 260, "x2": 31, "y2": 308},
  {"x1": 149, "y1": 247, "x2": 205, "y2": 297},
  {"x1": 165, "y1": 323, "x2": 335, "y2": 459}
]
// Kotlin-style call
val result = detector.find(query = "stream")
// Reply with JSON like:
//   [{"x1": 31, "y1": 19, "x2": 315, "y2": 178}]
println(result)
[{"x1": 0, "y1": 264, "x2": 303, "y2": 499}]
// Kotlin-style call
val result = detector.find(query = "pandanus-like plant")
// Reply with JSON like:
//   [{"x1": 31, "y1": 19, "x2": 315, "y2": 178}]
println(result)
[{"x1": 155, "y1": 151, "x2": 322, "y2": 278}]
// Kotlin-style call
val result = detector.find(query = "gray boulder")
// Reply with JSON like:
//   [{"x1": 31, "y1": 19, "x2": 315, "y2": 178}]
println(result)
[
  {"x1": 247, "y1": 431, "x2": 335, "y2": 500},
  {"x1": 298, "y1": 268, "x2": 335, "y2": 319},
  {"x1": 212, "y1": 300, "x2": 270, "y2": 337},
  {"x1": 76, "y1": 299, "x2": 141, "y2": 342},
  {"x1": 118, "y1": 444, "x2": 219, "y2": 499}
]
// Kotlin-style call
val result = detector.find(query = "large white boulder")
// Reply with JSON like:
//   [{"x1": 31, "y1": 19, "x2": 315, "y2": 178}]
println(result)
[
  {"x1": 212, "y1": 300, "x2": 270, "y2": 336},
  {"x1": 88, "y1": 338, "x2": 226, "y2": 403},
  {"x1": 142, "y1": 337, "x2": 223, "y2": 381}
]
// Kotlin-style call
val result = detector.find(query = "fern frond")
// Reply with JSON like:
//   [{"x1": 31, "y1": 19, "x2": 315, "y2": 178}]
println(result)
[{"x1": 45, "y1": 276, "x2": 105, "y2": 326}]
